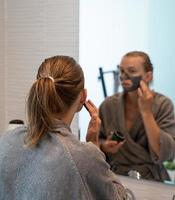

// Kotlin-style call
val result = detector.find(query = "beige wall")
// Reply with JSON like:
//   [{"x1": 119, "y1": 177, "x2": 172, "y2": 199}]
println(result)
[
  {"x1": 0, "y1": 0, "x2": 5, "y2": 132},
  {"x1": 0, "y1": 0, "x2": 79, "y2": 134}
]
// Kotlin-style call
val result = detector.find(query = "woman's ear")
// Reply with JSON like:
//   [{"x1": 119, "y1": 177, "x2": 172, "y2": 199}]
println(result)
[
  {"x1": 144, "y1": 71, "x2": 153, "y2": 83},
  {"x1": 80, "y1": 89, "x2": 87, "y2": 104},
  {"x1": 77, "y1": 89, "x2": 87, "y2": 112}
]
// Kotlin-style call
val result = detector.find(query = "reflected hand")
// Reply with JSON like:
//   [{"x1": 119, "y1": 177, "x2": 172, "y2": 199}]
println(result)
[
  {"x1": 101, "y1": 136, "x2": 125, "y2": 154},
  {"x1": 85, "y1": 100, "x2": 101, "y2": 147},
  {"x1": 138, "y1": 80, "x2": 155, "y2": 115}
]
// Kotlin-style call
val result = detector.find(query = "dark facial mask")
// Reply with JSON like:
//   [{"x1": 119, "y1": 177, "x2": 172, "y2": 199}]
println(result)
[
  {"x1": 120, "y1": 72, "x2": 142, "y2": 92},
  {"x1": 124, "y1": 75, "x2": 142, "y2": 92}
]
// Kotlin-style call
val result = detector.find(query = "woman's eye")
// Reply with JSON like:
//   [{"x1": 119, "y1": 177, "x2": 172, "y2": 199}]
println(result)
[
  {"x1": 128, "y1": 69, "x2": 136, "y2": 73},
  {"x1": 119, "y1": 69, "x2": 124, "y2": 74}
]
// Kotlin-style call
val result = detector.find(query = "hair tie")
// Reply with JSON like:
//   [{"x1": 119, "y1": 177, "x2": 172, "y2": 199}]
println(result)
[
  {"x1": 38, "y1": 76, "x2": 54, "y2": 82},
  {"x1": 47, "y1": 76, "x2": 54, "y2": 82}
]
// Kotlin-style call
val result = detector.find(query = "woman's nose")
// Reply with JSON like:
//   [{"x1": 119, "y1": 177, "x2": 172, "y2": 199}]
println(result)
[{"x1": 120, "y1": 72, "x2": 130, "y2": 80}]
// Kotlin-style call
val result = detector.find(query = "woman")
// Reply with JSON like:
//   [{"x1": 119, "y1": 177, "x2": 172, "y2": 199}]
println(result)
[
  {"x1": 99, "y1": 51, "x2": 175, "y2": 181},
  {"x1": 0, "y1": 56, "x2": 126, "y2": 200}
]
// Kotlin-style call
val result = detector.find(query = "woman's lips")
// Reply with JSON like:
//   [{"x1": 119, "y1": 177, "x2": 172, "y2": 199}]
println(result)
[{"x1": 121, "y1": 81, "x2": 132, "y2": 87}]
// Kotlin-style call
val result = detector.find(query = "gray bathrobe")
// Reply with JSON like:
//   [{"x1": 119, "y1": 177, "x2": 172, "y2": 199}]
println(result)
[
  {"x1": 0, "y1": 121, "x2": 126, "y2": 200},
  {"x1": 99, "y1": 92, "x2": 175, "y2": 181}
]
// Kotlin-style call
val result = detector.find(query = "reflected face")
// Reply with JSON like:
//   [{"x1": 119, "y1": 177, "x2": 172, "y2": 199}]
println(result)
[{"x1": 119, "y1": 56, "x2": 150, "y2": 92}]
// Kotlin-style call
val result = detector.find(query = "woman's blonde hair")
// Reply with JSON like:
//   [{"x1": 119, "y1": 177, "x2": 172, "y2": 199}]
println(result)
[
  {"x1": 124, "y1": 51, "x2": 153, "y2": 72},
  {"x1": 26, "y1": 55, "x2": 84, "y2": 147}
]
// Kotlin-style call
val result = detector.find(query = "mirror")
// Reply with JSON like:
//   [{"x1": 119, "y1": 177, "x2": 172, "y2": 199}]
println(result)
[{"x1": 79, "y1": 0, "x2": 175, "y2": 185}]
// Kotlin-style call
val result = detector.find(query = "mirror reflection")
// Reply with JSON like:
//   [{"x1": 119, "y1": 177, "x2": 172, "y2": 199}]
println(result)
[
  {"x1": 98, "y1": 51, "x2": 175, "y2": 183},
  {"x1": 79, "y1": 0, "x2": 175, "y2": 185}
]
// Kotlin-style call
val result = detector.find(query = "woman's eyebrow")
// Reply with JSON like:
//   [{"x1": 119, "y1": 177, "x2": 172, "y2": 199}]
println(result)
[
  {"x1": 119, "y1": 65, "x2": 136, "y2": 70},
  {"x1": 127, "y1": 66, "x2": 136, "y2": 69}
]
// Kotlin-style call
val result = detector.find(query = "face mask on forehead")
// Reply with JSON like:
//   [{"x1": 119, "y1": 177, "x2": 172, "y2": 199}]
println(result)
[{"x1": 120, "y1": 72, "x2": 142, "y2": 93}]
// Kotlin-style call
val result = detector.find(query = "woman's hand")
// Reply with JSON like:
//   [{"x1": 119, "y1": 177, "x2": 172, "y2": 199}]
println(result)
[
  {"x1": 138, "y1": 80, "x2": 155, "y2": 115},
  {"x1": 100, "y1": 136, "x2": 125, "y2": 154},
  {"x1": 85, "y1": 100, "x2": 101, "y2": 147}
]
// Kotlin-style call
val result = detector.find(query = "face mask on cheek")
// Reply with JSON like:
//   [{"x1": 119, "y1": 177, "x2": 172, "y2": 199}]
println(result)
[{"x1": 122, "y1": 75, "x2": 142, "y2": 93}]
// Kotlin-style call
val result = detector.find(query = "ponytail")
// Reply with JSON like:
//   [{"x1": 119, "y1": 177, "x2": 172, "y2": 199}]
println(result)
[{"x1": 25, "y1": 56, "x2": 84, "y2": 147}]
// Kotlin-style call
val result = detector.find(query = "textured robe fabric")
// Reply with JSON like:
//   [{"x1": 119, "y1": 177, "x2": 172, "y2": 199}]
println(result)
[
  {"x1": 0, "y1": 122, "x2": 127, "y2": 200},
  {"x1": 99, "y1": 92, "x2": 175, "y2": 181}
]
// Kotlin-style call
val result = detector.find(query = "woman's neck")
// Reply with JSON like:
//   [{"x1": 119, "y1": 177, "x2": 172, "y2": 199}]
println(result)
[
  {"x1": 125, "y1": 91, "x2": 138, "y2": 107},
  {"x1": 62, "y1": 113, "x2": 74, "y2": 126},
  {"x1": 56, "y1": 93, "x2": 81, "y2": 127},
  {"x1": 59, "y1": 103, "x2": 77, "y2": 126}
]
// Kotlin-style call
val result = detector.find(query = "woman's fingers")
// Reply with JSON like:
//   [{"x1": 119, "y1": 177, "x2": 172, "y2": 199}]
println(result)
[
  {"x1": 85, "y1": 99, "x2": 101, "y2": 147},
  {"x1": 84, "y1": 99, "x2": 98, "y2": 117},
  {"x1": 138, "y1": 87, "x2": 142, "y2": 97}
]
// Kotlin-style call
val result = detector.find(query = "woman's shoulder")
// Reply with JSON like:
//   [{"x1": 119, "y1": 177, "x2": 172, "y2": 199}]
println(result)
[
  {"x1": 80, "y1": 142, "x2": 105, "y2": 159},
  {"x1": 66, "y1": 137, "x2": 106, "y2": 164},
  {"x1": 154, "y1": 92, "x2": 174, "y2": 107},
  {"x1": 0, "y1": 126, "x2": 27, "y2": 145},
  {"x1": 65, "y1": 136, "x2": 105, "y2": 161}
]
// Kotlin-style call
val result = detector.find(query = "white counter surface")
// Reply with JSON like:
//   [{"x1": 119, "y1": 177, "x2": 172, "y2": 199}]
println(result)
[{"x1": 118, "y1": 175, "x2": 175, "y2": 200}]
